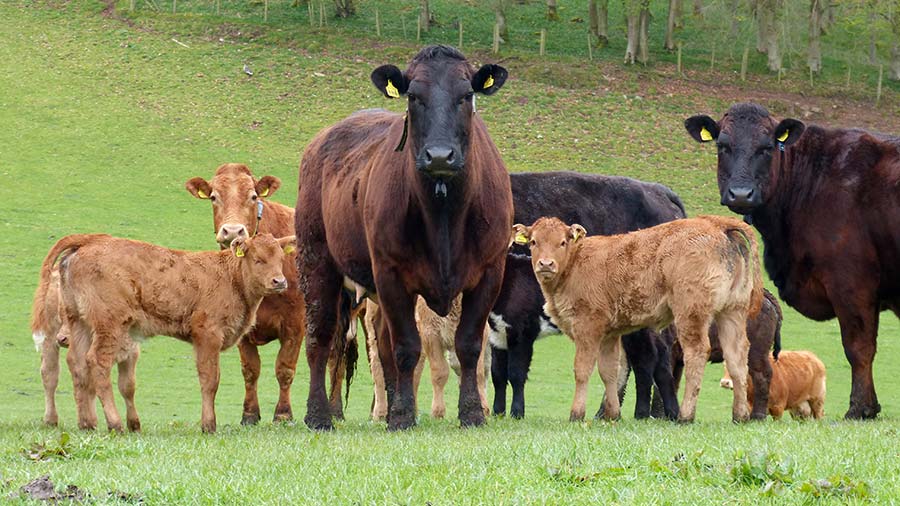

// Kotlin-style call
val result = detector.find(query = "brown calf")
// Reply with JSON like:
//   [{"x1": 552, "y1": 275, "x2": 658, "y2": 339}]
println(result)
[
  {"x1": 724, "y1": 350, "x2": 826, "y2": 419},
  {"x1": 186, "y1": 163, "x2": 353, "y2": 423},
  {"x1": 365, "y1": 297, "x2": 491, "y2": 420},
  {"x1": 50, "y1": 232, "x2": 293, "y2": 433},
  {"x1": 513, "y1": 215, "x2": 763, "y2": 423}
]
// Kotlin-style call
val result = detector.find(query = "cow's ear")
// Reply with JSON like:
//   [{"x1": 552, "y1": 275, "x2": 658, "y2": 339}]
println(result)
[
  {"x1": 255, "y1": 176, "x2": 281, "y2": 198},
  {"x1": 773, "y1": 118, "x2": 805, "y2": 147},
  {"x1": 684, "y1": 115, "x2": 719, "y2": 143},
  {"x1": 371, "y1": 65, "x2": 408, "y2": 99},
  {"x1": 231, "y1": 236, "x2": 248, "y2": 258},
  {"x1": 511, "y1": 224, "x2": 530, "y2": 247},
  {"x1": 277, "y1": 235, "x2": 297, "y2": 255},
  {"x1": 568, "y1": 224, "x2": 587, "y2": 242},
  {"x1": 472, "y1": 64, "x2": 508, "y2": 95},
  {"x1": 185, "y1": 177, "x2": 212, "y2": 199}
]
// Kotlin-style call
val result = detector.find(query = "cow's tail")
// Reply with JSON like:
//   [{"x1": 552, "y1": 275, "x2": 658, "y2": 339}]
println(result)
[
  {"x1": 722, "y1": 221, "x2": 763, "y2": 319},
  {"x1": 337, "y1": 289, "x2": 358, "y2": 405},
  {"x1": 764, "y1": 289, "x2": 783, "y2": 361}
]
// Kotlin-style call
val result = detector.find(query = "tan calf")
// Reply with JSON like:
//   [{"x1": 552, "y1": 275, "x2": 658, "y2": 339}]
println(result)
[
  {"x1": 365, "y1": 297, "x2": 491, "y2": 420},
  {"x1": 724, "y1": 351, "x2": 827, "y2": 419},
  {"x1": 49, "y1": 232, "x2": 294, "y2": 433},
  {"x1": 513, "y1": 215, "x2": 763, "y2": 423}
]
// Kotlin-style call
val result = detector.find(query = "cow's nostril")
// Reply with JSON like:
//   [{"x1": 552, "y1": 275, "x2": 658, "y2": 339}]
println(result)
[
  {"x1": 446, "y1": 150, "x2": 455, "y2": 163},
  {"x1": 425, "y1": 151, "x2": 433, "y2": 163},
  {"x1": 237, "y1": 229, "x2": 246, "y2": 236}
]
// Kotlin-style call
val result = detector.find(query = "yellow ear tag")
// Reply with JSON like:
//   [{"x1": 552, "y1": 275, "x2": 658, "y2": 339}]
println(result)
[
  {"x1": 514, "y1": 232, "x2": 528, "y2": 245},
  {"x1": 197, "y1": 190, "x2": 209, "y2": 199},
  {"x1": 385, "y1": 79, "x2": 400, "y2": 98},
  {"x1": 573, "y1": 230, "x2": 583, "y2": 241},
  {"x1": 700, "y1": 127, "x2": 713, "y2": 142},
  {"x1": 283, "y1": 245, "x2": 296, "y2": 255},
  {"x1": 235, "y1": 246, "x2": 244, "y2": 258},
  {"x1": 776, "y1": 130, "x2": 789, "y2": 142},
  {"x1": 259, "y1": 188, "x2": 269, "y2": 197},
  {"x1": 484, "y1": 75, "x2": 494, "y2": 89}
]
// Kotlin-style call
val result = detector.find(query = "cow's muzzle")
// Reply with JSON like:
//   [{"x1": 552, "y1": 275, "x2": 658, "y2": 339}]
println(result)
[
  {"x1": 418, "y1": 144, "x2": 463, "y2": 177},
  {"x1": 271, "y1": 277, "x2": 288, "y2": 293},
  {"x1": 722, "y1": 185, "x2": 761, "y2": 214},
  {"x1": 217, "y1": 223, "x2": 248, "y2": 247}
]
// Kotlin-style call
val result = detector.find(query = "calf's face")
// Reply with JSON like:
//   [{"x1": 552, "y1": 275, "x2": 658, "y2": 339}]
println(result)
[
  {"x1": 371, "y1": 46, "x2": 507, "y2": 179},
  {"x1": 186, "y1": 163, "x2": 281, "y2": 247},
  {"x1": 685, "y1": 104, "x2": 804, "y2": 214},
  {"x1": 512, "y1": 218, "x2": 586, "y2": 283},
  {"x1": 231, "y1": 234, "x2": 295, "y2": 294}
]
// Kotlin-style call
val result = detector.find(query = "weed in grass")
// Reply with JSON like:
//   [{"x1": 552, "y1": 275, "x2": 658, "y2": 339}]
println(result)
[
  {"x1": 22, "y1": 432, "x2": 72, "y2": 462},
  {"x1": 798, "y1": 474, "x2": 871, "y2": 500},
  {"x1": 729, "y1": 450, "x2": 796, "y2": 495}
]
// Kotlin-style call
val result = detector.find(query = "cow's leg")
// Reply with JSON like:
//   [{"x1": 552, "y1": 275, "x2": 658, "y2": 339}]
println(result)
[
  {"x1": 194, "y1": 335, "x2": 223, "y2": 433},
  {"x1": 747, "y1": 334, "x2": 773, "y2": 421},
  {"x1": 117, "y1": 344, "x2": 141, "y2": 432},
  {"x1": 508, "y1": 333, "x2": 534, "y2": 419},
  {"x1": 674, "y1": 312, "x2": 712, "y2": 423},
  {"x1": 595, "y1": 335, "x2": 622, "y2": 421},
  {"x1": 86, "y1": 325, "x2": 125, "y2": 432},
  {"x1": 327, "y1": 337, "x2": 346, "y2": 420},
  {"x1": 40, "y1": 338, "x2": 61, "y2": 426},
  {"x1": 274, "y1": 333, "x2": 301, "y2": 422},
  {"x1": 455, "y1": 265, "x2": 504, "y2": 428},
  {"x1": 300, "y1": 260, "x2": 343, "y2": 431},
  {"x1": 238, "y1": 338, "x2": 262, "y2": 425},
  {"x1": 650, "y1": 336, "x2": 680, "y2": 420},
  {"x1": 421, "y1": 321, "x2": 449, "y2": 419},
  {"x1": 375, "y1": 312, "x2": 398, "y2": 424},
  {"x1": 412, "y1": 343, "x2": 425, "y2": 415},
  {"x1": 570, "y1": 333, "x2": 600, "y2": 422},
  {"x1": 66, "y1": 320, "x2": 97, "y2": 430},
  {"x1": 364, "y1": 306, "x2": 389, "y2": 421},
  {"x1": 491, "y1": 346, "x2": 508, "y2": 416},
  {"x1": 476, "y1": 329, "x2": 491, "y2": 417},
  {"x1": 717, "y1": 310, "x2": 751, "y2": 422},
  {"x1": 622, "y1": 330, "x2": 655, "y2": 419},
  {"x1": 832, "y1": 299, "x2": 880, "y2": 419},
  {"x1": 374, "y1": 270, "x2": 420, "y2": 431},
  {"x1": 809, "y1": 396, "x2": 825, "y2": 419}
]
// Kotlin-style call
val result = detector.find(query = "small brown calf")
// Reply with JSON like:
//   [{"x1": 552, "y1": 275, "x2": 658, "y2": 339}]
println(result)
[
  {"x1": 49, "y1": 232, "x2": 293, "y2": 433},
  {"x1": 513, "y1": 215, "x2": 763, "y2": 423},
  {"x1": 724, "y1": 350, "x2": 826, "y2": 419}
]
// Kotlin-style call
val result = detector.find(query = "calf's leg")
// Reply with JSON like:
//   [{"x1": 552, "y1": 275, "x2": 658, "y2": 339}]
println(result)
[
  {"x1": 674, "y1": 313, "x2": 712, "y2": 423},
  {"x1": 238, "y1": 338, "x2": 262, "y2": 425},
  {"x1": 717, "y1": 310, "x2": 751, "y2": 422},
  {"x1": 67, "y1": 321, "x2": 97, "y2": 430},
  {"x1": 117, "y1": 344, "x2": 141, "y2": 432},
  {"x1": 747, "y1": 333, "x2": 773, "y2": 420},
  {"x1": 364, "y1": 305, "x2": 389, "y2": 421},
  {"x1": 491, "y1": 346, "x2": 509, "y2": 416},
  {"x1": 422, "y1": 321, "x2": 450, "y2": 419},
  {"x1": 40, "y1": 338, "x2": 61, "y2": 426},
  {"x1": 508, "y1": 333, "x2": 534, "y2": 419},
  {"x1": 274, "y1": 333, "x2": 301, "y2": 422},
  {"x1": 87, "y1": 326, "x2": 125, "y2": 432},
  {"x1": 194, "y1": 335, "x2": 222, "y2": 433},
  {"x1": 570, "y1": 335, "x2": 600, "y2": 422}
]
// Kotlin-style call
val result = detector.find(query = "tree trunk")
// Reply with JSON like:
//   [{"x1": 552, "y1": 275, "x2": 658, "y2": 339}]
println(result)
[
  {"x1": 419, "y1": 0, "x2": 430, "y2": 32},
  {"x1": 758, "y1": 0, "x2": 780, "y2": 71},
  {"x1": 755, "y1": 0, "x2": 767, "y2": 54},
  {"x1": 868, "y1": 0, "x2": 878, "y2": 64},
  {"x1": 808, "y1": 0, "x2": 823, "y2": 72},
  {"x1": 591, "y1": 0, "x2": 609, "y2": 47},
  {"x1": 729, "y1": 0, "x2": 740, "y2": 38},
  {"x1": 674, "y1": 0, "x2": 683, "y2": 28},
  {"x1": 638, "y1": 6, "x2": 651, "y2": 63},
  {"x1": 693, "y1": 0, "x2": 702, "y2": 17},
  {"x1": 495, "y1": 0, "x2": 508, "y2": 41},
  {"x1": 547, "y1": 0, "x2": 559, "y2": 20},
  {"x1": 625, "y1": 11, "x2": 639, "y2": 64},
  {"x1": 665, "y1": 0, "x2": 678, "y2": 50},
  {"x1": 333, "y1": 0, "x2": 354, "y2": 17},
  {"x1": 892, "y1": 1, "x2": 900, "y2": 80}
]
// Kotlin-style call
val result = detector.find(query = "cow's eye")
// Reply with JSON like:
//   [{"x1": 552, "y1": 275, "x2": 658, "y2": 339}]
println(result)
[
  {"x1": 560, "y1": 240, "x2": 566, "y2": 247},
  {"x1": 251, "y1": 194, "x2": 258, "y2": 201},
  {"x1": 209, "y1": 195, "x2": 217, "y2": 202},
  {"x1": 460, "y1": 92, "x2": 473, "y2": 104},
  {"x1": 717, "y1": 144, "x2": 731, "y2": 154},
  {"x1": 407, "y1": 93, "x2": 419, "y2": 103},
  {"x1": 757, "y1": 146, "x2": 773, "y2": 156},
  {"x1": 529, "y1": 240, "x2": 536, "y2": 247},
  {"x1": 255, "y1": 259, "x2": 264, "y2": 265}
]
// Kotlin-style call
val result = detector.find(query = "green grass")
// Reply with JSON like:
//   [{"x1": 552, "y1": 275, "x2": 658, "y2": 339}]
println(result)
[{"x1": 1, "y1": 1, "x2": 899, "y2": 503}]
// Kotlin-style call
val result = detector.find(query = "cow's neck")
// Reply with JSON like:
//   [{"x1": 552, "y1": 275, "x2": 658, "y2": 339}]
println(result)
[
  {"x1": 414, "y1": 173, "x2": 470, "y2": 282},
  {"x1": 223, "y1": 254, "x2": 262, "y2": 314}
]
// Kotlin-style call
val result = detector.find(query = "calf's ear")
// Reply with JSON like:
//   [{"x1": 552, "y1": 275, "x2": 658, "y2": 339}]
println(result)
[
  {"x1": 568, "y1": 224, "x2": 587, "y2": 242},
  {"x1": 371, "y1": 65, "x2": 408, "y2": 99},
  {"x1": 684, "y1": 115, "x2": 719, "y2": 143},
  {"x1": 472, "y1": 64, "x2": 508, "y2": 95},
  {"x1": 255, "y1": 176, "x2": 281, "y2": 198},
  {"x1": 185, "y1": 177, "x2": 213, "y2": 199},
  {"x1": 511, "y1": 224, "x2": 531, "y2": 248},
  {"x1": 277, "y1": 235, "x2": 297, "y2": 255},
  {"x1": 231, "y1": 236, "x2": 248, "y2": 258},
  {"x1": 773, "y1": 118, "x2": 805, "y2": 147}
]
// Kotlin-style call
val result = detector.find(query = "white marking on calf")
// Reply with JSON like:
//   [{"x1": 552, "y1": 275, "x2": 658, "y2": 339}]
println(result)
[
  {"x1": 537, "y1": 315, "x2": 558, "y2": 339},
  {"x1": 32, "y1": 332, "x2": 45, "y2": 352},
  {"x1": 488, "y1": 312, "x2": 509, "y2": 350}
]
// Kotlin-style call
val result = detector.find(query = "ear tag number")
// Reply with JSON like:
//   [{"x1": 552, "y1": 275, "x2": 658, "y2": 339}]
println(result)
[
  {"x1": 700, "y1": 127, "x2": 713, "y2": 141},
  {"x1": 386, "y1": 79, "x2": 400, "y2": 98}
]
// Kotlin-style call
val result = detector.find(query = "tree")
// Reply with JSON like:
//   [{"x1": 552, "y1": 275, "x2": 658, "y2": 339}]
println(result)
[
  {"x1": 892, "y1": 0, "x2": 900, "y2": 80},
  {"x1": 868, "y1": 0, "x2": 879, "y2": 64},
  {"x1": 589, "y1": 0, "x2": 609, "y2": 48},
  {"x1": 756, "y1": 0, "x2": 781, "y2": 72},
  {"x1": 664, "y1": 0, "x2": 680, "y2": 50},
  {"x1": 693, "y1": 0, "x2": 702, "y2": 17},
  {"x1": 624, "y1": 0, "x2": 651, "y2": 64},
  {"x1": 547, "y1": 0, "x2": 559, "y2": 20},
  {"x1": 808, "y1": 0, "x2": 825, "y2": 72},
  {"x1": 333, "y1": 0, "x2": 354, "y2": 18},
  {"x1": 495, "y1": 0, "x2": 508, "y2": 42}
]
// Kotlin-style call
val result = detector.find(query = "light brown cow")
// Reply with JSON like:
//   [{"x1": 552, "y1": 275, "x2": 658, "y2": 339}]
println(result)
[
  {"x1": 185, "y1": 163, "x2": 354, "y2": 423},
  {"x1": 30, "y1": 266, "x2": 139, "y2": 427},
  {"x1": 49, "y1": 232, "x2": 294, "y2": 433},
  {"x1": 513, "y1": 215, "x2": 763, "y2": 423},
  {"x1": 364, "y1": 297, "x2": 491, "y2": 420},
  {"x1": 723, "y1": 350, "x2": 826, "y2": 419}
]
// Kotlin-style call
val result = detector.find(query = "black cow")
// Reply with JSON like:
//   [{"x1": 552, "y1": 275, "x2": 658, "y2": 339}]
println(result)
[
  {"x1": 489, "y1": 171, "x2": 686, "y2": 420},
  {"x1": 686, "y1": 102, "x2": 900, "y2": 419}
]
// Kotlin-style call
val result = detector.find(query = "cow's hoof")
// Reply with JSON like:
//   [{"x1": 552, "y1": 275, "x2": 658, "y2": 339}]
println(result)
[
  {"x1": 304, "y1": 413, "x2": 334, "y2": 431},
  {"x1": 676, "y1": 416, "x2": 695, "y2": 424},
  {"x1": 201, "y1": 424, "x2": 217, "y2": 434},
  {"x1": 569, "y1": 411, "x2": 586, "y2": 422},
  {"x1": 845, "y1": 403, "x2": 880, "y2": 420},
  {"x1": 749, "y1": 412, "x2": 768, "y2": 421},
  {"x1": 43, "y1": 417, "x2": 58, "y2": 427},
  {"x1": 273, "y1": 413, "x2": 293, "y2": 423},
  {"x1": 459, "y1": 411, "x2": 485, "y2": 428},
  {"x1": 107, "y1": 422, "x2": 124, "y2": 433},
  {"x1": 510, "y1": 410, "x2": 524, "y2": 420},
  {"x1": 387, "y1": 412, "x2": 416, "y2": 431},
  {"x1": 241, "y1": 413, "x2": 261, "y2": 426},
  {"x1": 127, "y1": 419, "x2": 141, "y2": 432}
]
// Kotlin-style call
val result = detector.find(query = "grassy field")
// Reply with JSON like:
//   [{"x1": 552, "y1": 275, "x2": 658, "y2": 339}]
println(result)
[{"x1": 1, "y1": 1, "x2": 899, "y2": 503}]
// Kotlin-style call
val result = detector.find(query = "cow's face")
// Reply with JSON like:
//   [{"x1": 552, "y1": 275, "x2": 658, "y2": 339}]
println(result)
[
  {"x1": 685, "y1": 103, "x2": 804, "y2": 214},
  {"x1": 231, "y1": 234, "x2": 294, "y2": 295},
  {"x1": 512, "y1": 218, "x2": 586, "y2": 284},
  {"x1": 371, "y1": 45, "x2": 507, "y2": 179},
  {"x1": 185, "y1": 163, "x2": 280, "y2": 247}
]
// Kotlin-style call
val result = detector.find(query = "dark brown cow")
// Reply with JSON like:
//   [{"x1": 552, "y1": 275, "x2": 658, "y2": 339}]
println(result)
[
  {"x1": 186, "y1": 164, "x2": 355, "y2": 424},
  {"x1": 686, "y1": 102, "x2": 900, "y2": 419},
  {"x1": 296, "y1": 45, "x2": 513, "y2": 430}
]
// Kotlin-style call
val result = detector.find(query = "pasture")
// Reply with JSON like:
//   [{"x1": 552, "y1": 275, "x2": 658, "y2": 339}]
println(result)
[{"x1": 1, "y1": 1, "x2": 899, "y2": 503}]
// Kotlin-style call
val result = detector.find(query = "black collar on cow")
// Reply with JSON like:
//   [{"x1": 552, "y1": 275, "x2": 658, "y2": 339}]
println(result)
[
  {"x1": 394, "y1": 110, "x2": 409, "y2": 152},
  {"x1": 254, "y1": 199, "x2": 264, "y2": 236}
]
